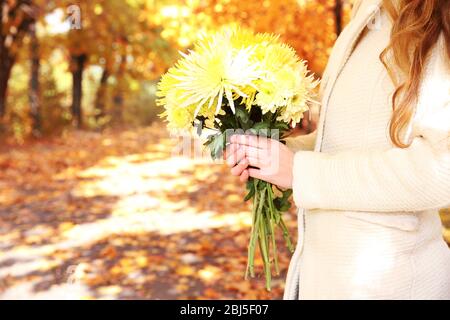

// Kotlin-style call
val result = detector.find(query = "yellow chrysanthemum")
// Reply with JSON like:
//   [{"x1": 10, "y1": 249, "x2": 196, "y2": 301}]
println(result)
[
  {"x1": 196, "y1": 25, "x2": 280, "y2": 53},
  {"x1": 257, "y1": 42, "x2": 300, "y2": 73},
  {"x1": 254, "y1": 80, "x2": 286, "y2": 114},
  {"x1": 254, "y1": 59, "x2": 319, "y2": 126},
  {"x1": 161, "y1": 104, "x2": 195, "y2": 130},
  {"x1": 157, "y1": 71, "x2": 195, "y2": 130},
  {"x1": 277, "y1": 62, "x2": 320, "y2": 126},
  {"x1": 157, "y1": 27, "x2": 318, "y2": 130},
  {"x1": 255, "y1": 66, "x2": 298, "y2": 114},
  {"x1": 156, "y1": 70, "x2": 183, "y2": 108},
  {"x1": 162, "y1": 29, "x2": 261, "y2": 118},
  {"x1": 253, "y1": 42, "x2": 310, "y2": 115},
  {"x1": 240, "y1": 85, "x2": 258, "y2": 110}
]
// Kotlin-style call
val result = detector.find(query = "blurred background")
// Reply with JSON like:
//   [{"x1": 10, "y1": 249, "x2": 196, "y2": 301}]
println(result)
[{"x1": 0, "y1": 0, "x2": 448, "y2": 299}]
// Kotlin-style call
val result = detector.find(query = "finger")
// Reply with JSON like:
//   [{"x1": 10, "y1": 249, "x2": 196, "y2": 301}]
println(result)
[
  {"x1": 248, "y1": 168, "x2": 265, "y2": 181},
  {"x1": 246, "y1": 156, "x2": 267, "y2": 169},
  {"x1": 226, "y1": 145, "x2": 246, "y2": 167},
  {"x1": 240, "y1": 169, "x2": 249, "y2": 182},
  {"x1": 242, "y1": 146, "x2": 267, "y2": 160},
  {"x1": 224, "y1": 142, "x2": 238, "y2": 160},
  {"x1": 231, "y1": 158, "x2": 249, "y2": 176},
  {"x1": 230, "y1": 134, "x2": 269, "y2": 149}
]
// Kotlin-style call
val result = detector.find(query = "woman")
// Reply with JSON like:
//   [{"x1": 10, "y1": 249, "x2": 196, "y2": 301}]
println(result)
[{"x1": 226, "y1": 0, "x2": 450, "y2": 299}]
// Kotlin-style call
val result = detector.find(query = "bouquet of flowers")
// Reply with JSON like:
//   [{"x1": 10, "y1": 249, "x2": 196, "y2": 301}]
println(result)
[{"x1": 157, "y1": 27, "x2": 318, "y2": 290}]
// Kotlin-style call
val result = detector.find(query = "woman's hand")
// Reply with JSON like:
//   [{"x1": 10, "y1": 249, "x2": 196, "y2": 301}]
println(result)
[{"x1": 225, "y1": 135, "x2": 294, "y2": 189}]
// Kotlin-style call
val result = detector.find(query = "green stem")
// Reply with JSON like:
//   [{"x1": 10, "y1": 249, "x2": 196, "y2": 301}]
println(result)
[
  {"x1": 279, "y1": 218, "x2": 294, "y2": 253},
  {"x1": 266, "y1": 184, "x2": 279, "y2": 275},
  {"x1": 257, "y1": 189, "x2": 271, "y2": 290},
  {"x1": 245, "y1": 180, "x2": 294, "y2": 290},
  {"x1": 246, "y1": 184, "x2": 260, "y2": 279}
]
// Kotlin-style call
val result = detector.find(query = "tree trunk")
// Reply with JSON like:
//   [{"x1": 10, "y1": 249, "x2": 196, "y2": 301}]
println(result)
[
  {"x1": 0, "y1": 60, "x2": 13, "y2": 119},
  {"x1": 113, "y1": 54, "x2": 126, "y2": 124},
  {"x1": 71, "y1": 54, "x2": 87, "y2": 128},
  {"x1": 94, "y1": 67, "x2": 109, "y2": 121},
  {"x1": 29, "y1": 22, "x2": 41, "y2": 136},
  {"x1": 0, "y1": 3, "x2": 14, "y2": 119},
  {"x1": 0, "y1": 0, "x2": 36, "y2": 119},
  {"x1": 0, "y1": 0, "x2": 5, "y2": 119},
  {"x1": 334, "y1": 0, "x2": 343, "y2": 36},
  {"x1": 112, "y1": 88, "x2": 124, "y2": 124}
]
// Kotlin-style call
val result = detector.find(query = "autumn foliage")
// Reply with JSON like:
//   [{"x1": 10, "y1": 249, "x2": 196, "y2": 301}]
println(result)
[{"x1": 0, "y1": 0, "x2": 356, "y2": 140}]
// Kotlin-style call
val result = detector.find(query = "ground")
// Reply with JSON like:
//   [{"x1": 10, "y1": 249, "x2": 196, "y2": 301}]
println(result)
[
  {"x1": 0, "y1": 124, "x2": 296, "y2": 299},
  {"x1": 0, "y1": 124, "x2": 448, "y2": 299}
]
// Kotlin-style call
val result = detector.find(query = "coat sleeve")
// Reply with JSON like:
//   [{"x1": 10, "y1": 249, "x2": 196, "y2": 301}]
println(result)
[{"x1": 292, "y1": 37, "x2": 450, "y2": 213}]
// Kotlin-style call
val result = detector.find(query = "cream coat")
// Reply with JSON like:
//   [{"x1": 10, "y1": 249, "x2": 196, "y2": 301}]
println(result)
[{"x1": 283, "y1": 0, "x2": 450, "y2": 299}]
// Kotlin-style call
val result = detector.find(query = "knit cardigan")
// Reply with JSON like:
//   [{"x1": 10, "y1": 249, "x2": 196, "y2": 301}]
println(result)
[{"x1": 283, "y1": 0, "x2": 450, "y2": 299}]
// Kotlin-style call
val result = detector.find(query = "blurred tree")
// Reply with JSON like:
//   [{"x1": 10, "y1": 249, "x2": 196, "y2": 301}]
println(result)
[
  {"x1": 51, "y1": 0, "x2": 91, "y2": 128},
  {"x1": 50, "y1": 0, "x2": 175, "y2": 127},
  {"x1": 334, "y1": 0, "x2": 344, "y2": 35},
  {"x1": 94, "y1": 66, "x2": 109, "y2": 121},
  {"x1": 28, "y1": 19, "x2": 41, "y2": 136},
  {"x1": 112, "y1": 51, "x2": 126, "y2": 123},
  {"x1": 70, "y1": 53, "x2": 86, "y2": 128},
  {"x1": 1, "y1": 0, "x2": 357, "y2": 140},
  {"x1": 0, "y1": 0, "x2": 37, "y2": 119}
]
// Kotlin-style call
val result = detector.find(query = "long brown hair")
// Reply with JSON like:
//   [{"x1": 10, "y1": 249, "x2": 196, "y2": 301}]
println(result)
[{"x1": 381, "y1": 0, "x2": 450, "y2": 148}]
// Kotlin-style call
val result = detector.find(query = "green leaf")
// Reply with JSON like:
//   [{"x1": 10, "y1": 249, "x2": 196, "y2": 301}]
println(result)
[
  {"x1": 273, "y1": 188, "x2": 293, "y2": 212},
  {"x1": 274, "y1": 122, "x2": 290, "y2": 131},
  {"x1": 236, "y1": 108, "x2": 249, "y2": 124},
  {"x1": 282, "y1": 189, "x2": 293, "y2": 199},
  {"x1": 278, "y1": 202, "x2": 291, "y2": 212},
  {"x1": 257, "y1": 179, "x2": 268, "y2": 191},
  {"x1": 206, "y1": 132, "x2": 225, "y2": 160},
  {"x1": 244, "y1": 187, "x2": 255, "y2": 202},
  {"x1": 252, "y1": 122, "x2": 269, "y2": 130}
]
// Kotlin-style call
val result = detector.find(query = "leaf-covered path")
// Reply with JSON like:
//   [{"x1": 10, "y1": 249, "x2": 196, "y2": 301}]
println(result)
[
  {"x1": 1, "y1": 125, "x2": 449, "y2": 299},
  {"x1": 0, "y1": 124, "x2": 297, "y2": 299}
]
